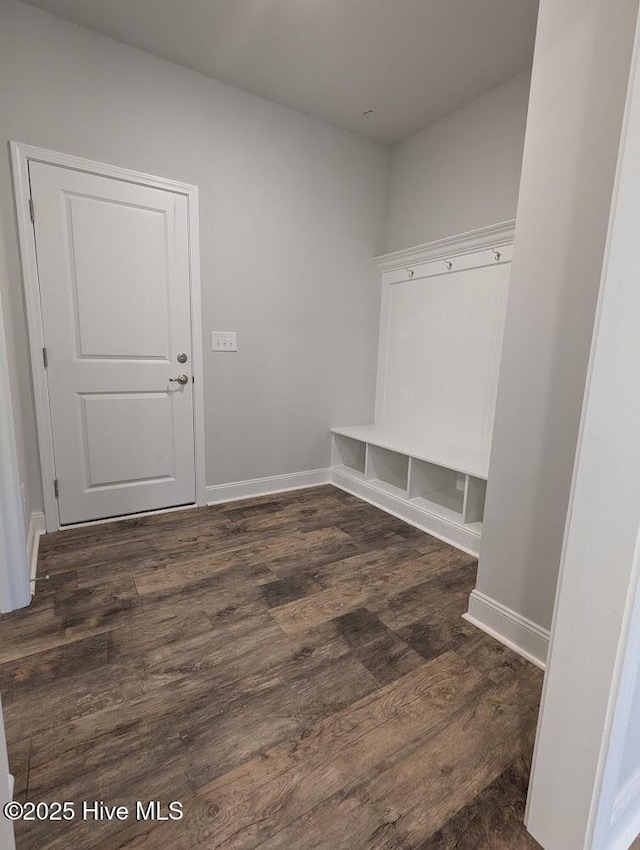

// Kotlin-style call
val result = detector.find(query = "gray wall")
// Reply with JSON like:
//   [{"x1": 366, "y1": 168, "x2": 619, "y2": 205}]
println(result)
[
  {"x1": 385, "y1": 71, "x2": 531, "y2": 253},
  {"x1": 0, "y1": 0, "x2": 389, "y2": 521},
  {"x1": 476, "y1": 0, "x2": 639, "y2": 632}
]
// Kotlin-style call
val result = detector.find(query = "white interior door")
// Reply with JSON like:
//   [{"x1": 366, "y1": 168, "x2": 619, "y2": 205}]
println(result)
[{"x1": 29, "y1": 161, "x2": 196, "y2": 525}]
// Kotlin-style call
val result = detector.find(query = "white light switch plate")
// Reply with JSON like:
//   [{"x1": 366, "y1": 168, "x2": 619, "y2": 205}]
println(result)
[{"x1": 212, "y1": 331, "x2": 237, "y2": 351}]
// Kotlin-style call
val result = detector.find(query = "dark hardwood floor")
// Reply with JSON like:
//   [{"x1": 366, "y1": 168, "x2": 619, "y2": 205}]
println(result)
[{"x1": 0, "y1": 485, "x2": 543, "y2": 849}]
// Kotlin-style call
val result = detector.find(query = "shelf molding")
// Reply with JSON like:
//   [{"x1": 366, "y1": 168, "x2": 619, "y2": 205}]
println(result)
[{"x1": 375, "y1": 219, "x2": 516, "y2": 273}]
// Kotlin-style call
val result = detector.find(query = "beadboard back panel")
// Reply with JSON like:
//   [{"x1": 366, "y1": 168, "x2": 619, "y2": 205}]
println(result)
[{"x1": 374, "y1": 223, "x2": 514, "y2": 454}]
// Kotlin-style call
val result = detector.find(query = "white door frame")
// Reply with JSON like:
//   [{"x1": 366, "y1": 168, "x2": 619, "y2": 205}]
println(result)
[{"x1": 10, "y1": 142, "x2": 207, "y2": 532}]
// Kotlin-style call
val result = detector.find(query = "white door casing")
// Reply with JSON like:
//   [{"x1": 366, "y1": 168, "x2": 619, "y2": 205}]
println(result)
[
  {"x1": 11, "y1": 144, "x2": 206, "y2": 529},
  {"x1": 30, "y1": 162, "x2": 194, "y2": 524}
]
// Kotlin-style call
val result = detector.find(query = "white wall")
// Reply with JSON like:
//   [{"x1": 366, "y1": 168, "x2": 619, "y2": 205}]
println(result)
[
  {"x1": 0, "y1": 0, "x2": 389, "y2": 520},
  {"x1": 525, "y1": 7, "x2": 640, "y2": 843},
  {"x1": 385, "y1": 71, "x2": 531, "y2": 253},
  {"x1": 473, "y1": 0, "x2": 639, "y2": 637}
]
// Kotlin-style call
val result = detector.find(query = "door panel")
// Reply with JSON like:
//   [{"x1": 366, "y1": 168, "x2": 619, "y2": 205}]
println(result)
[
  {"x1": 79, "y1": 392, "x2": 175, "y2": 488},
  {"x1": 68, "y1": 195, "x2": 170, "y2": 358},
  {"x1": 29, "y1": 161, "x2": 196, "y2": 524}
]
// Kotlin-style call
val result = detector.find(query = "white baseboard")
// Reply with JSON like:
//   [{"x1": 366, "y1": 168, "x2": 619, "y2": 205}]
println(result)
[
  {"x1": 206, "y1": 469, "x2": 331, "y2": 505},
  {"x1": 463, "y1": 588, "x2": 549, "y2": 669},
  {"x1": 27, "y1": 511, "x2": 46, "y2": 595},
  {"x1": 330, "y1": 468, "x2": 481, "y2": 557}
]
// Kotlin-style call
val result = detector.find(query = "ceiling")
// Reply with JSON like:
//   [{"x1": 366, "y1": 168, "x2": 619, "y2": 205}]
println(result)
[{"x1": 22, "y1": 0, "x2": 539, "y2": 145}]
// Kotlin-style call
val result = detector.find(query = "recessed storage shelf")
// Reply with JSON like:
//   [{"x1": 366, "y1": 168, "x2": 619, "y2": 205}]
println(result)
[
  {"x1": 463, "y1": 476, "x2": 487, "y2": 525},
  {"x1": 330, "y1": 425, "x2": 489, "y2": 556},
  {"x1": 331, "y1": 424, "x2": 489, "y2": 479},
  {"x1": 366, "y1": 445, "x2": 409, "y2": 495},
  {"x1": 332, "y1": 433, "x2": 367, "y2": 478},
  {"x1": 409, "y1": 458, "x2": 464, "y2": 519}
]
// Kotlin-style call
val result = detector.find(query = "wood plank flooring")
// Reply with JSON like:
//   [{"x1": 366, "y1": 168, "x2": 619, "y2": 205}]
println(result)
[{"x1": 0, "y1": 485, "x2": 543, "y2": 849}]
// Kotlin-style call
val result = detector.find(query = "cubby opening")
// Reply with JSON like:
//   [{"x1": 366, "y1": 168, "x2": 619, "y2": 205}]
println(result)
[
  {"x1": 330, "y1": 426, "x2": 486, "y2": 552},
  {"x1": 409, "y1": 458, "x2": 464, "y2": 517},
  {"x1": 366, "y1": 445, "x2": 409, "y2": 493},
  {"x1": 332, "y1": 434, "x2": 366, "y2": 476},
  {"x1": 463, "y1": 476, "x2": 487, "y2": 525}
]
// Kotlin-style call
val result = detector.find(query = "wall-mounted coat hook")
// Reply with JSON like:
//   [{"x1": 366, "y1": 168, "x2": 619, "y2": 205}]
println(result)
[
  {"x1": 445, "y1": 260, "x2": 453, "y2": 271},
  {"x1": 492, "y1": 249, "x2": 501, "y2": 262},
  {"x1": 406, "y1": 268, "x2": 414, "y2": 278}
]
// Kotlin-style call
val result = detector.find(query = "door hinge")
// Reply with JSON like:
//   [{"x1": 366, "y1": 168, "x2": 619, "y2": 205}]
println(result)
[
  {"x1": 42, "y1": 347, "x2": 48, "y2": 368},
  {"x1": 29, "y1": 197, "x2": 35, "y2": 224},
  {"x1": 53, "y1": 479, "x2": 59, "y2": 499}
]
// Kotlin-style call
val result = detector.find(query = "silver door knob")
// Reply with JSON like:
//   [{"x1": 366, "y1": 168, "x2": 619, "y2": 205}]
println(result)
[
  {"x1": 177, "y1": 353, "x2": 188, "y2": 363},
  {"x1": 169, "y1": 374, "x2": 189, "y2": 385}
]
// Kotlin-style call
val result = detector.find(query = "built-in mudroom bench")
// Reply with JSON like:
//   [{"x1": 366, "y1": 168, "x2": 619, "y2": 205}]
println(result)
[
  {"x1": 332, "y1": 425, "x2": 488, "y2": 554},
  {"x1": 330, "y1": 220, "x2": 515, "y2": 557}
]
